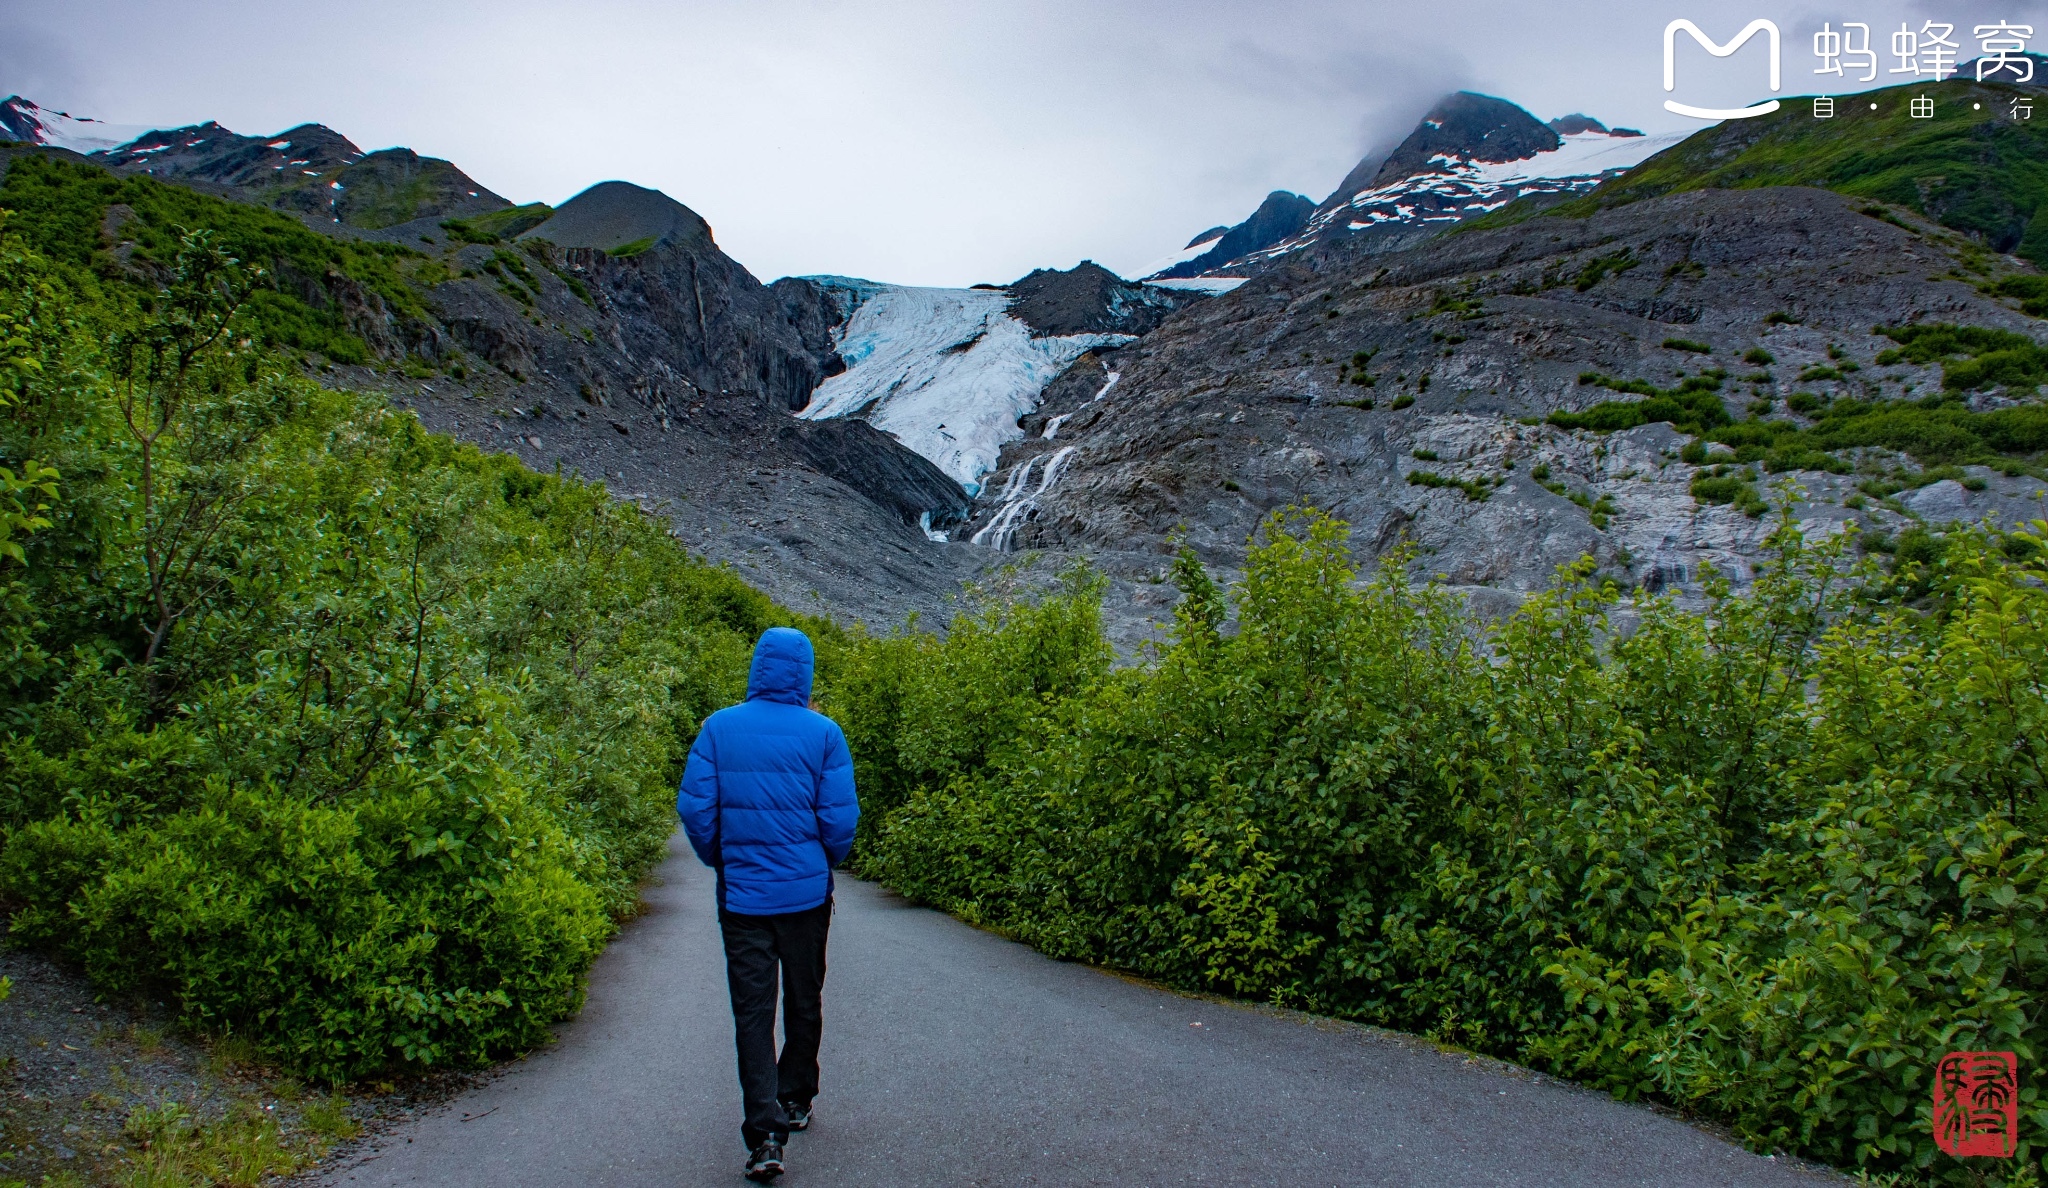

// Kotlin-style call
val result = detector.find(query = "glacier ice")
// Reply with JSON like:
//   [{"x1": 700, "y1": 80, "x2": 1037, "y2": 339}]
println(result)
[{"x1": 796, "y1": 282, "x2": 1129, "y2": 495}]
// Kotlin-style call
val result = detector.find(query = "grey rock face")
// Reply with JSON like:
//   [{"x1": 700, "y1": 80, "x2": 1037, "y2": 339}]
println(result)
[
  {"x1": 962, "y1": 187, "x2": 2048, "y2": 604},
  {"x1": 359, "y1": 228, "x2": 985, "y2": 625}
]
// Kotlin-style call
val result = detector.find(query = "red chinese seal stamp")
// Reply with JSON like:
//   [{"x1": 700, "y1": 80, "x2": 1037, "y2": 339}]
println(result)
[{"x1": 1933, "y1": 1051, "x2": 2018, "y2": 1158}]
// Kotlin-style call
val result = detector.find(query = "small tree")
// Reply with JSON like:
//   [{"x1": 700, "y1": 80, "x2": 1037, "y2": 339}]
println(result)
[{"x1": 108, "y1": 228, "x2": 261, "y2": 669}]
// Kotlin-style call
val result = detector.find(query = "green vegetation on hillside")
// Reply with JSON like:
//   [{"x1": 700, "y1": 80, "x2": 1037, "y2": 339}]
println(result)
[
  {"x1": 0, "y1": 153, "x2": 429, "y2": 365},
  {"x1": 1547, "y1": 324, "x2": 2048, "y2": 481},
  {"x1": 440, "y1": 202, "x2": 554, "y2": 245},
  {"x1": 832, "y1": 509, "x2": 2048, "y2": 1182},
  {"x1": 0, "y1": 209, "x2": 797, "y2": 1081}
]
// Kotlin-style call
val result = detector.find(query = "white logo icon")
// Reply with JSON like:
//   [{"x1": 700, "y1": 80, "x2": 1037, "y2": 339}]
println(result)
[{"x1": 1664, "y1": 19, "x2": 1783, "y2": 120}]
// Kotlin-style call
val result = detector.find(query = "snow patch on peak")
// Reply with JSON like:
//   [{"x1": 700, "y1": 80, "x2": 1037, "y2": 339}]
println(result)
[
  {"x1": 1238, "y1": 127, "x2": 1690, "y2": 270},
  {"x1": 1467, "y1": 130, "x2": 1688, "y2": 185},
  {"x1": 0, "y1": 97, "x2": 152, "y2": 155},
  {"x1": 797, "y1": 284, "x2": 1130, "y2": 494}
]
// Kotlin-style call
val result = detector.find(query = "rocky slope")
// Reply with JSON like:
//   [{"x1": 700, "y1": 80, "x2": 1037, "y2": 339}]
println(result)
[
  {"x1": 341, "y1": 180, "x2": 985, "y2": 623},
  {"x1": 965, "y1": 186, "x2": 2048, "y2": 612}
]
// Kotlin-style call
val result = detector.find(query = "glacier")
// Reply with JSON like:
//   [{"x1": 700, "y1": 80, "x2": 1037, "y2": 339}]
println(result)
[{"x1": 796, "y1": 281, "x2": 1130, "y2": 496}]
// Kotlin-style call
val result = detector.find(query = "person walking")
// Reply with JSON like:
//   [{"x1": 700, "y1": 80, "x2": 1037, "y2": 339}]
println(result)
[{"x1": 679, "y1": 627, "x2": 859, "y2": 1183}]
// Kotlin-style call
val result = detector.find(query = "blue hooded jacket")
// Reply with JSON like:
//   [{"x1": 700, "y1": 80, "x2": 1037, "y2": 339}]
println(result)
[{"x1": 678, "y1": 628, "x2": 859, "y2": 915}]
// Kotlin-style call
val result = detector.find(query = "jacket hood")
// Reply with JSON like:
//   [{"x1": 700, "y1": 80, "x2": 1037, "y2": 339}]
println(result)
[{"x1": 746, "y1": 627, "x2": 814, "y2": 706}]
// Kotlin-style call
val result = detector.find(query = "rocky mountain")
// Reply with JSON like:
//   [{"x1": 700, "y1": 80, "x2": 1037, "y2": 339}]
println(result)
[
  {"x1": 1004, "y1": 260, "x2": 1193, "y2": 337},
  {"x1": 92, "y1": 118, "x2": 509, "y2": 230},
  {"x1": 1148, "y1": 92, "x2": 1680, "y2": 282},
  {"x1": 963, "y1": 182, "x2": 2048, "y2": 626}
]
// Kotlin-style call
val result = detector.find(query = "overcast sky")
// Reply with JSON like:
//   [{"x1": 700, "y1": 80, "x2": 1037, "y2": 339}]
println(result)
[{"x1": 2, "y1": 0, "x2": 2024, "y2": 285}]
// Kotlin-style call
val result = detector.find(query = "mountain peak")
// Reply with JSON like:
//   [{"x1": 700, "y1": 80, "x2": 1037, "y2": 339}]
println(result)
[
  {"x1": 1147, "y1": 191, "x2": 1314, "y2": 280},
  {"x1": 1371, "y1": 91, "x2": 1560, "y2": 186},
  {"x1": 519, "y1": 181, "x2": 713, "y2": 254}
]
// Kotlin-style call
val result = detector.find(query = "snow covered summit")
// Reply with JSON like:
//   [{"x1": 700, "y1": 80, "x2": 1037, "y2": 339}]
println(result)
[{"x1": 1147, "y1": 92, "x2": 1686, "y2": 281}]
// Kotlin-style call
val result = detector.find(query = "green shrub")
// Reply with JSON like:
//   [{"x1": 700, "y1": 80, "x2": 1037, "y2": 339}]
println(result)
[
  {"x1": 1688, "y1": 470, "x2": 1768, "y2": 516},
  {"x1": 835, "y1": 507, "x2": 2048, "y2": 1182},
  {"x1": 1875, "y1": 322, "x2": 2048, "y2": 391},
  {"x1": 1743, "y1": 347, "x2": 1776, "y2": 365},
  {"x1": 0, "y1": 219, "x2": 792, "y2": 1082},
  {"x1": 1550, "y1": 371, "x2": 1730, "y2": 434},
  {"x1": 1573, "y1": 249, "x2": 1637, "y2": 290},
  {"x1": 1662, "y1": 338, "x2": 1711, "y2": 354},
  {"x1": 1991, "y1": 273, "x2": 2048, "y2": 317},
  {"x1": 1406, "y1": 469, "x2": 1493, "y2": 501},
  {"x1": 0, "y1": 155, "x2": 426, "y2": 365}
]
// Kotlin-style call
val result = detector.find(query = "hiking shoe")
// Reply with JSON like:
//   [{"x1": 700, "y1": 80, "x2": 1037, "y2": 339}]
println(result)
[
  {"x1": 744, "y1": 1139, "x2": 785, "y2": 1182},
  {"x1": 780, "y1": 1100, "x2": 812, "y2": 1132}
]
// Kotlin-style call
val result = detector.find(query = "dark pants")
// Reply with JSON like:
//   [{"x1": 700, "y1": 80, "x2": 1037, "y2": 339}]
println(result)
[{"x1": 720, "y1": 897, "x2": 832, "y2": 1148}]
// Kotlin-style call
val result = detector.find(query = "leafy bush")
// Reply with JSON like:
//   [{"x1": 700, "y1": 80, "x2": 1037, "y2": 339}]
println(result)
[
  {"x1": 0, "y1": 218, "x2": 789, "y2": 1081},
  {"x1": 833, "y1": 507, "x2": 2048, "y2": 1182},
  {"x1": 1406, "y1": 469, "x2": 1494, "y2": 501},
  {"x1": 1550, "y1": 371, "x2": 1730, "y2": 434},
  {"x1": 1991, "y1": 273, "x2": 2048, "y2": 317},
  {"x1": 1694, "y1": 397, "x2": 2048, "y2": 475},
  {"x1": 1689, "y1": 469, "x2": 1768, "y2": 516},
  {"x1": 1876, "y1": 323, "x2": 2048, "y2": 392},
  {"x1": 1573, "y1": 249, "x2": 1637, "y2": 291}
]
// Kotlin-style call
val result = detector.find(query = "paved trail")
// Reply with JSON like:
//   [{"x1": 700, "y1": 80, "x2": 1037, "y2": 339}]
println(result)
[{"x1": 319, "y1": 836, "x2": 1838, "y2": 1187}]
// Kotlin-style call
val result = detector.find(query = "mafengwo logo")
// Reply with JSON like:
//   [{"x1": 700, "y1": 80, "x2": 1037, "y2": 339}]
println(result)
[{"x1": 1664, "y1": 18, "x2": 1783, "y2": 119}]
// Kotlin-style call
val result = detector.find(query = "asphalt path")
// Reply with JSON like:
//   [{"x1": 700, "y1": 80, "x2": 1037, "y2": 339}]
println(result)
[{"x1": 317, "y1": 834, "x2": 1841, "y2": 1187}]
